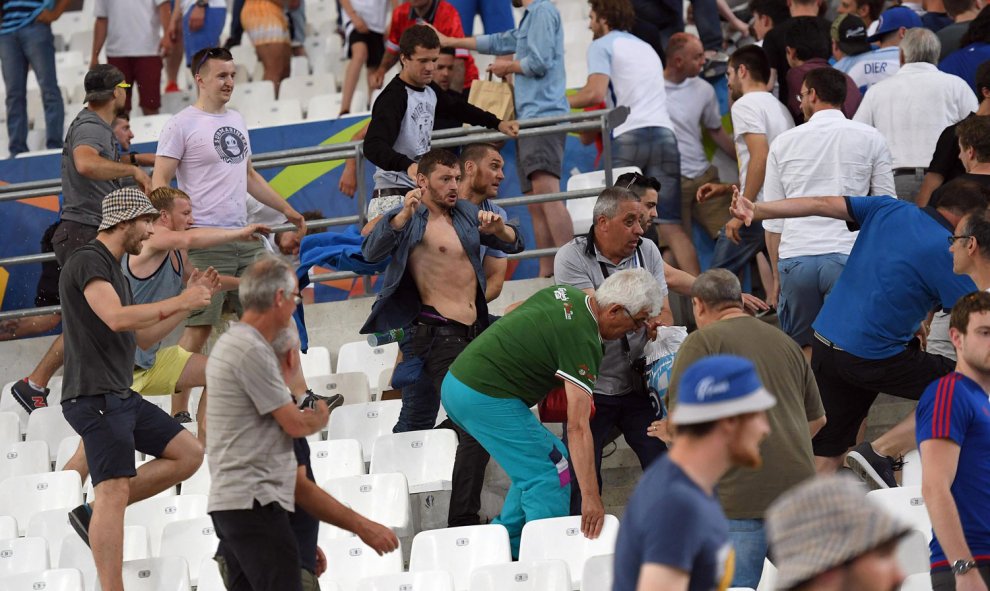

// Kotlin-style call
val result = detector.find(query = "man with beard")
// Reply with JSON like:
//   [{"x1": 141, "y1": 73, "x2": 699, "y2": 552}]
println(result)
[
  {"x1": 614, "y1": 354, "x2": 775, "y2": 591},
  {"x1": 8, "y1": 65, "x2": 153, "y2": 415},
  {"x1": 362, "y1": 147, "x2": 523, "y2": 527},
  {"x1": 458, "y1": 143, "x2": 511, "y2": 302},
  {"x1": 917, "y1": 291, "x2": 990, "y2": 590},
  {"x1": 664, "y1": 269, "x2": 825, "y2": 589},
  {"x1": 766, "y1": 475, "x2": 910, "y2": 591},
  {"x1": 949, "y1": 186, "x2": 990, "y2": 291},
  {"x1": 60, "y1": 188, "x2": 212, "y2": 591}
]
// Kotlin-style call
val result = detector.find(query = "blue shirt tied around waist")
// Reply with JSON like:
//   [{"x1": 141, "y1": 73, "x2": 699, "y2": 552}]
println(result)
[
  {"x1": 812, "y1": 196, "x2": 975, "y2": 359},
  {"x1": 474, "y1": 0, "x2": 569, "y2": 120},
  {"x1": 360, "y1": 199, "x2": 525, "y2": 335}
]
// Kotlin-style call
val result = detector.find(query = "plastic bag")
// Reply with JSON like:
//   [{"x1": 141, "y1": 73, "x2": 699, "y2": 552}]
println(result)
[{"x1": 643, "y1": 326, "x2": 689, "y2": 420}]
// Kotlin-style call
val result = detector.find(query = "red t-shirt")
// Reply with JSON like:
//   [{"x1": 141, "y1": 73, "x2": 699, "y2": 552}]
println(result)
[{"x1": 385, "y1": 0, "x2": 479, "y2": 90}]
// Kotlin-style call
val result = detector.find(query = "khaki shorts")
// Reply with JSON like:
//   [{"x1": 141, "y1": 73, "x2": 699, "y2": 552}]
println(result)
[
  {"x1": 682, "y1": 165, "x2": 731, "y2": 240},
  {"x1": 186, "y1": 240, "x2": 266, "y2": 326},
  {"x1": 132, "y1": 345, "x2": 194, "y2": 396}
]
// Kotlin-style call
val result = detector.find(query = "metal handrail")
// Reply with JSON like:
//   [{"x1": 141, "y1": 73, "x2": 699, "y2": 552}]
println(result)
[{"x1": 0, "y1": 107, "x2": 627, "y2": 321}]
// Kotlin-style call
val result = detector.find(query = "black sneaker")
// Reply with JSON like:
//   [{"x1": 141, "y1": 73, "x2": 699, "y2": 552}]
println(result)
[
  {"x1": 173, "y1": 411, "x2": 193, "y2": 424},
  {"x1": 845, "y1": 442, "x2": 904, "y2": 489},
  {"x1": 68, "y1": 504, "x2": 92, "y2": 547},
  {"x1": 302, "y1": 390, "x2": 344, "y2": 411},
  {"x1": 9, "y1": 379, "x2": 49, "y2": 415}
]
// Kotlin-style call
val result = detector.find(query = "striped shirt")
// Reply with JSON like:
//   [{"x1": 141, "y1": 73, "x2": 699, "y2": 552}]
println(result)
[{"x1": 0, "y1": 0, "x2": 48, "y2": 35}]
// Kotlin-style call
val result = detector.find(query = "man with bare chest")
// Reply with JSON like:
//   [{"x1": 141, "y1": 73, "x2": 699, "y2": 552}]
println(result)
[{"x1": 362, "y1": 147, "x2": 524, "y2": 526}]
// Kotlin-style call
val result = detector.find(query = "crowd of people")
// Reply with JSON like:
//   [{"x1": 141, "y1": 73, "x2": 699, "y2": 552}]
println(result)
[{"x1": 3, "y1": 0, "x2": 990, "y2": 589}]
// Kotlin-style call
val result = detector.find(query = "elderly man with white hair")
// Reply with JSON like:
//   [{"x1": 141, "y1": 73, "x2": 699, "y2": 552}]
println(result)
[
  {"x1": 853, "y1": 27, "x2": 977, "y2": 201},
  {"x1": 440, "y1": 268, "x2": 665, "y2": 558}
]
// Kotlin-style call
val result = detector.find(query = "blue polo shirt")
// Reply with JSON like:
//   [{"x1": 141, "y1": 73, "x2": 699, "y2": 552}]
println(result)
[
  {"x1": 916, "y1": 372, "x2": 990, "y2": 569},
  {"x1": 812, "y1": 196, "x2": 975, "y2": 359}
]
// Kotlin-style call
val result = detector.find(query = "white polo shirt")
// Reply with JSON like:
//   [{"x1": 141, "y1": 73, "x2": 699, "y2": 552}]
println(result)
[
  {"x1": 853, "y1": 62, "x2": 978, "y2": 170},
  {"x1": 763, "y1": 109, "x2": 896, "y2": 259}
]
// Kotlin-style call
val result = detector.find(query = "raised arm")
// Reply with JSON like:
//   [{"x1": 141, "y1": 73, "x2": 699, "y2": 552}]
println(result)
[{"x1": 730, "y1": 187, "x2": 852, "y2": 226}]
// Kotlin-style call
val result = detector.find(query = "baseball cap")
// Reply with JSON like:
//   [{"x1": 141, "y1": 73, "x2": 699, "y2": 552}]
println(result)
[
  {"x1": 866, "y1": 6, "x2": 922, "y2": 42},
  {"x1": 669, "y1": 355, "x2": 776, "y2": 425},
  {"x1": 84, "y1": 64, "x2": 130, "y2": 103},
  {"x1": 99, "y1": 188, "x2": 159, "y2": 231},
  {"x1": 832, "y1": 14, "x2": 871, "y2": 56},
  {"x1": 766, "y1": 475, "x2": 912, "y2": 589}
]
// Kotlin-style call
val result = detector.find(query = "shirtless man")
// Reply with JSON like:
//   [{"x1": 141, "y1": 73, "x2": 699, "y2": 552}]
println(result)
[{"x1": 361, "y1": 147, "x2": 524, "y2": 527}]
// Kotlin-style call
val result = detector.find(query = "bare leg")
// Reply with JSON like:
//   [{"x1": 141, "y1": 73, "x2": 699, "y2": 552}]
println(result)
[
  {"x1": 801, "y1": 345, "x2": 811, "y2": 363},
  {"x1": 174, "y1": 352, "x2": 208, "y2": 445},
  {"x1": 659, "y1": 224, "x2": 701, "y2": 276},
  {"x1": 173, "y1": 327, "x2": 211, "y2": 416},
  {"x1": 755, "y1": 253, "x2": 774, "y2": 298},
  {"x1": 255, "y1": 43, "x2": 291, "y2": 96},
  {"x1": 64, "y1": 440, "x2": 89, "y2": 481},
  {"x1": 526, "y1": 201, "x2": 553, "y2": 277},
  {"x1": 340, "y1": 42, "x2": 368, "y2": 114},
  {"x1": 123, "y1": 431, "x2": 203, "y2": 504},
  {"x1": 529, "y1": 172, "x2": 572, "y2": 277},
  {"x1": 28, "y1": 334, "x2": 65, "y2": 388},
  {"x1": 90, "y1": 477, "x2": 130, "y2": 591},
  {"x1": 814, "y1": 455, "x2": 843, "y2": 473},
  {"x1": 166, "y1": 28, "x2": 183, "y2": 88},
  {"x1": 872, "y1": 414, "x2": 916, "y2": 459}
]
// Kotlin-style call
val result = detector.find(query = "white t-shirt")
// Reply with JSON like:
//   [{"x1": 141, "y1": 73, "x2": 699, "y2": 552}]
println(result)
[
  {"x1": 157, "y1": 106, "x2": 252, "y2": 229},
  {"x1": 763, "y1": 109, "x2": 895, "y2": 259},
  {"x1": 343, "y1": 0, "x2": 390, "y2": 34},
  {"x1": 94, "y1": 0, "x2": 169, "y2": 57},
  {"x1": 730, "y1": 91, "x2": 794, "y2": 201},
  {"x1": 665, "y1": 76, "x2": 722, "y2": 179},
  {"x1": 587, "y1": 31, "x2": 673, "y2": 137}
]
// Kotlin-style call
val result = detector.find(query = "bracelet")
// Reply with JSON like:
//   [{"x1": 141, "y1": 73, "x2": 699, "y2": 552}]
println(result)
[{"x1": 129, "y1": 153, "x2": 137, "y2": 165}]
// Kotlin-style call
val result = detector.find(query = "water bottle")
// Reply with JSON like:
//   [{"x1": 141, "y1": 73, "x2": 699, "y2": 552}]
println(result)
[{"x1": 367, "y1": 328, "x2": 404, "y2": 346}]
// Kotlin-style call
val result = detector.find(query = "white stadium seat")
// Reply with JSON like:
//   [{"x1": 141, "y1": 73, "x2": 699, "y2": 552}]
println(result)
[
  {"x1": 0, "y1": 567, "x2": 84, "y2": 591},
  {"x1": 178, "y1": 455, "x2": 211, "y2": 496},
  {"x1": 309, "y1": 439, "x2": 366, "y2": 484},
  {"x1": 242, "y1": 99, "x2": 304, "y2": 129},
  {"x1": 469, "y1": 559, "x2": 572, "y2": 591},
  {"x1": 129, "y1": 114, "x2": 172, "y2": 145},
  {"x1": 866, "y1": 486, "x2": 932, "y2": 541},
  {"x1": 0, "y1": 536, "x2": 49, "y2": 577},
  {"x1": 281, "y1": 74, "x2": 338, "y2": 112},
  {"x1": 308, "y1": 373, "x2": 372, "y2": 406},
  {"x1": 0, "y1": 471, "x2": 82, "y2": 536},
  {"x1": 358, "y1": 570, "x2": 455, "y2": 591},
  {"x1": 121, "y1": 555, "x2": 191, "y2": 591},
  {"x1": 409, "y1": 524, "x2": 512, "y2": 591},
  {"x1": 54, "y1": 436, "x2": 82, "y2": 472},
  {"x1": 901, "y1": 450, "x2": 922, "y2": 487},
  {"x1": 306, "y1": 93, "x2": 343, "y2": 120},
  {"x1": 370, "y1": 430, "x2": 456, "y2": 494},
  {"x1": 124, "y1": 494, "x2": 208, "y2": 556},
  {"x1": 319, "y1": 473, "x2": 412, "y2": 539},
  {"x1": 26, "y1": 406, "x2": 75, "y2": 462},
  {"x1": 0, "y1": 440, "x2": 50, "y2": 483},
  {"x1": 519, "y1": 514, "x2": 621, "y2": 590},
  {"x1": 301, "y1": 346, "x2": 333, "y2": 377},
  {"x1": 327, "y1": 400, "x2": 402, "y2": 462},
  {"x1": 0, "y1": 411, "x2": 19, "y2": 446},
  {"x1": 897, "y1": 529, "x2": 931, "y2": 576},
  {"x1": 27, "y1": 508, "x2": 74, "y2": 566},
  {"x1": 0, "y1": 515, "x2": 17, "y2": 540},
  {"x1": 159, "y1": 516, "x2": 219, "y2": 586},
  {"x1": 318, "y1": 537, "x2": 404, "y2": 591},
  {"x1": 196, "y1": 555, "x2": 226, "y2": 591},
  {"x1": 230, "y1": 80, "x2": 275, "y2": 109},
  {"x1": 900, "y1": 572, "x2": 934, "y2": 591},
  {"x1": 579, "y1": 553, "x2": 613, "y2": 591},
  {"x1": 335, "y1": 341, "x2": 398, "y2": 395}
]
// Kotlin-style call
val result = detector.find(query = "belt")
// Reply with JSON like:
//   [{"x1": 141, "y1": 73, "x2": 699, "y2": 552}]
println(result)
[
  {"x1": 814, "y1": 332, "x2": 844, "y2": 351},
  {"x1": 371, "y1": 188, "x2": 408, "y2": 199},
  {"x1": 892, "y1": 167, "x2": 926, "y2": 177},
  {"x1": 416, "y1": 321, "x2": 481, "y2": 339}
]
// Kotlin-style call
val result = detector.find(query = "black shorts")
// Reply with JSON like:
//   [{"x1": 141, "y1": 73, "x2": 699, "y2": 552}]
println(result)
[
  {"x1": 52, "y1": 219, "x2": 98, "y2": 267},
  {"x1": 35, "y1": 221, "x2": 61, "y2": 307},
  {"x1": 61, "y1": 392, "x2": 185, "y2": 487},
  {"x1": 348, "y1": 30, "x2": 385, "y2": 68},
  {"x1": 212, "y1": 501, "x2": 303, "y2": 591},
  {"x1": 516, "y1": 132, "x2": 565, "y2": 194},
  {"x1": 809, "y1": 336, "x2": 955, "y2": 457}
]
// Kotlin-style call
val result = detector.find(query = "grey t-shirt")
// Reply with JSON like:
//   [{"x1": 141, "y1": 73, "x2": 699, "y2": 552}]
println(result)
[
  {"x1": 61, "y1": 108, "x2": 122, "y2": 228},
  {"x1": 206, "y1": 322, "x2": 295, "y2": 513},
  {"x1": 553, "y1": 235, "x2": 669, "y2": 396},
  {"x1": 938, "y1": 22, "x2": 968, "y2": 61}
]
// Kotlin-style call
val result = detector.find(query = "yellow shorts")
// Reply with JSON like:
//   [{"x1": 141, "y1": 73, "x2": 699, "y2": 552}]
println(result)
[
  {"x1": 132, "y1": 345, "x2": 194, "y2": 396},
  {"x1": 241, "y1": 0, "x2": 291, "y2": 46}
]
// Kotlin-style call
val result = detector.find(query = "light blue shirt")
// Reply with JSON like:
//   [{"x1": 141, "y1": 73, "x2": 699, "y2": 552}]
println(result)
[
  {"x1": 834, "y1": 46, "x2": 900, "y2": 94},
  {"x1": 475, "y1": 0, "x2": 568, "y2": 119}
]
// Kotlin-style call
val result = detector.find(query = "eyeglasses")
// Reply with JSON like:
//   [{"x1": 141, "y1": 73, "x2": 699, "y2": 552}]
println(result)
[
  {"x1": 948, "y1": 235, "x2": 973, "y2": 246},
  {"x1": 795, "y1": 90, "x2": 810, "y2": 103},
  {"x1": 622, "y1": 307, "x2": 647, "y2": 329},
  {"x1": 116, "y1": 81, "x2": 131, "y2": 89},
  {"x1": 194, "y1": 47, "x2": 233, "y2": 76}
]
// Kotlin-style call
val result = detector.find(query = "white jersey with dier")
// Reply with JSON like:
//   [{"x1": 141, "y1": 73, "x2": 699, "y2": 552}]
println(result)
[
  {"x1": 157, "y1": 106, "x2": 252, "y2": 229},
  {"x1": 853, "y1": 62, "x2": 978, "y2": 170},
  {"x1": 665, "y1": 76, "x2": 722, "y2": 179},
  {"x1": 834, "y1": 47, "x2": 900, "y2": 93},
  {"x1": 587, "y1": 31, "x2": 673, "y2": 137},
  {"x1": 763, "y1": 109, "x2": 895, "y2": 259},
  {"x1": 731, "y1": 91, "x2": 794, "y2": 201},
  {"x1": 94, "y1": 0, "x2": 169, "y2": 57}
]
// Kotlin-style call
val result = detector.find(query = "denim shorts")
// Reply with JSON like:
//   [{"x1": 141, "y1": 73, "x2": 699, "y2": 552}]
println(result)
[
  {"x1": 61, "y1": 392, "x2": 184, "y2": 486},
  {"x1": 777, "y1": 253, "x2": 848, "y2": 347}
]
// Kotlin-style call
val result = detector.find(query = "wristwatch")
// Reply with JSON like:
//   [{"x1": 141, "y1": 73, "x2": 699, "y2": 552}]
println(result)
[{"x1": 952, "y1": 559, "x2": 978, "y2": 575}]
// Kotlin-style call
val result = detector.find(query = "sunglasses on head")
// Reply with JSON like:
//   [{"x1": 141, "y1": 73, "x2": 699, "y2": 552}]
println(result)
[
  {"x1": 194, "y1": 47, "x2": 233, "y2": 76},
  {"x1": 616, "y1": 172, "x2": 661, "y2": 192}
]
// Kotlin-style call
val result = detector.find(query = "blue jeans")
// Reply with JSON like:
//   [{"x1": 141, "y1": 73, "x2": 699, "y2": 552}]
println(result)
[
  {"x1": 613, "y1": 126, "x2": 682, "y2": 223},
  {"x1": 728, "y1": 518, "x2": 767, "y2": 589},
  {"x1": 777, "y1": 253, "x2": 848, "y2": 347},
  {"x1": 711, "y1": 221, "x2": 765, "y2": 274},
  {"x1": 0, "y1": 22, "x2": 64, "y2": 155}
]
